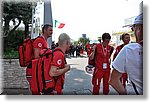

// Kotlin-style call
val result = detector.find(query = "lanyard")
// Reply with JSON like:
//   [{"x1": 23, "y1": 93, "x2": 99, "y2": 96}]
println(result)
[{"x1": 101, "y1": 44, "x2": 107, "y2": 62}]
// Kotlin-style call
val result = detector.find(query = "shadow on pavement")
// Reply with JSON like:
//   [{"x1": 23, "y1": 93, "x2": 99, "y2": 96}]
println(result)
[{"x1": 63, "y1": 67, "x2": 93, "y2": 95}]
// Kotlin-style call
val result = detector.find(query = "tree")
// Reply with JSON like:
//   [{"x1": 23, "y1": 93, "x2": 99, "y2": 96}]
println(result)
[
  {"x1": 2, "y1": 2, "x2": 20, "y2": 37},
  {"x1": 78, "y1": 37, "x2": 90, "y2": 45},
  {"x1": 98, "y1": 36, "x2": 102, "y2": 43},
  {"x1": 2, "y1": 1, "x2": 34, "y2": 38},
  {"x1": 19, "y1": 2, "x2": 33, "y2": 38},
  {"x1": 2, "y1": 1, "x2": 35, "y2": 51}
]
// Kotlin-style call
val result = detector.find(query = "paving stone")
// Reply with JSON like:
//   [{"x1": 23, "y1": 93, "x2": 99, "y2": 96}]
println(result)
[{"x1": 1, "y1": 58, "x2": 118, "y2": 95}]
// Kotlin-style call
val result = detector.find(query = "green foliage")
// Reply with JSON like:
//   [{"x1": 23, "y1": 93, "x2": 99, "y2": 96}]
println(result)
[
  {"x1": 73, "y1": 41, "x2": 79, "y2": 45},
  {"x1": 98, "y1": 36, "x2": 102, "y2": 43},
  {"x1": 2, "y1": 1, "x2": 33, "y2": 37},
  {"x1": 2, "y1": 1, "x2": 34, "y2": 58},
  {"x1": 3, "y1": 30, "x2": 24, "y2": 59},
  {"x1": 8, "y1": 29, "x2": 24, "y2": 45},
  {"x1": 78, "y1": 37, "x2": 90, "y2": 45},
  {"x1": 6, "y1": 29, "x2": 24, "y2": 48},
  {"x1": 3, "y1": 48, "x2": 19, "y2": 59}
]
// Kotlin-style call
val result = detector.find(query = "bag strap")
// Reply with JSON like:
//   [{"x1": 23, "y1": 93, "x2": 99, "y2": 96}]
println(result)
[
  {"x1": 41, "y1": 60, "x2": 46, "y2": 94},
  {"x1": 22, "y1": 45, "x2": 26, "y2": 66},
  {"x1": 110, "y1": 46, "x2": 114, "y2": 56},
  {"x1": 120, "y1": 44, "x2": 124, "y2": 49},
  {"x1": 52, "y1": 48, "x2": 66, "y2": 63},
  {"x1": 39, "y1": 48, "x2": 50, "y2": 57},
  {"x1": 131, "y1": 80, "x2": 139, "y2": 95},
  {"x1": 94, "y1": 46, "x2": 97, "y2": 59},
  {"x1": 36, "y1": 60, "x2": 40, "y2": 93},
  {"x1": 53, "y1": 48, "x2": 64, "y2": 54}
]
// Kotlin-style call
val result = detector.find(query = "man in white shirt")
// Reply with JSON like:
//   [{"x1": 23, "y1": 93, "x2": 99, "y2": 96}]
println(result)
[{"x1": 109, "y1": 13, "x2": 143, "y2": 95}]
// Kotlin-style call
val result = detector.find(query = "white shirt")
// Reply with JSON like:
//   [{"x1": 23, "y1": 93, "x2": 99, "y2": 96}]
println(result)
[{"x1": 112, "y1": 43, "x2": 143, "y2": 95}]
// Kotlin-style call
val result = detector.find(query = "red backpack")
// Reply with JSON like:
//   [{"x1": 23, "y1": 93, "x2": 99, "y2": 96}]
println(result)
[
  {"x1": 18, "y1": 36, "x2": 43, "y2": 67},
  {"x1": 88, "y1": 47, "x2": 97, "y2": 66},
  {"x1": 18, "y1": 38, "x2": 34, "y2": 67},
  {"x1": 31, "y1": 48, "x2": 63, "y2": 94}
]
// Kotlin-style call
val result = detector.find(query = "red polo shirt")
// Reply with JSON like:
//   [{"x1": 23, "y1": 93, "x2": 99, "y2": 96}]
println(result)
[
  {"x1": 113, "y1": 44, "x2": 124, "y2": 61},
  {"x1": 33, "y1": 36, "x2": 48, "y2": 50},
  {"x1": 51, "y1": 48, "x2": 66, "y2": 94},
  {"x1": 94, "y1": 43, "x2": 112, "y2": 71}
]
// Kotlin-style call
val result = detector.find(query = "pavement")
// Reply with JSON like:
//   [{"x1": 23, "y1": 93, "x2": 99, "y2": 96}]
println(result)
[
  {"x1": 1, "y1": 88, "x2": 31, "y2": 95},
  {"x1": 0, "y1": 55, "x2": 118, "y2": 95}
]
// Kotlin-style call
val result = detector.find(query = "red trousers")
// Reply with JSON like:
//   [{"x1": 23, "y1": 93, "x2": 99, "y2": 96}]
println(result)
[
  {"x1": 80, "y1": 49, "x2": 84, "y2": 54},
  {"x1": 26, "y1": 66, "x2": 32, "y2": 86},
  {"x1": 55, "y1": 85, "x2": 63, "y2": 95},
  {"x1": 92, "y1": 70, "x2": 110, "y2": 95},
  {"x1": 26, "y1": 67, "x2": 35, "y2": 94}
]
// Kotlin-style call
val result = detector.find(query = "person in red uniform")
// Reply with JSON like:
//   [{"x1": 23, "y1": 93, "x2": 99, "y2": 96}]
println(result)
[
  {"x1": 88, "y1": 43, "x2": 97, "y2": 66},
  {"x1": 113, "y1": 33, "x2": 130, "y2": 88},
  {"x1": 86, "y1": 42, "x2": 91, "y2": 57},
  {"x1": 80, "y1": 45, "x2": 84, "y2": 56},
  {"x1": 26, "y1": 24, "x2": 53, "y2": 95},
  {"x1": 49, "y1": 33, "x2": 71, "y2": 95},
  {"x1": 89, "y1": 33, "x2": 114, "y2": 95}
]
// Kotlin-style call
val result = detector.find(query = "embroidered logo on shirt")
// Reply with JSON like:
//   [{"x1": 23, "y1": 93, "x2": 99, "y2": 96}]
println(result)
[
  {"x1": 139, "y1": 51, "x2": 143, "y2": 55},
  {"x1": 38, "y1": 43, "x2": 42, "y2": 47},
  {"x1": 57, "y1": 59, "x2": 62, "y2": 65}
]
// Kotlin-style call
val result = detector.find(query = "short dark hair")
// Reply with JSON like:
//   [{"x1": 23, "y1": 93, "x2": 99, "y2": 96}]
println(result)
[
  {"x1": 102, "y1": 33, "x2": 111, "y2": 41},
  {"x1": 121, "y1": 33, "x2": 130, "y2": 40},
  {"x1": 42, "y1": 24, "x2": 53, "y2": 33}
]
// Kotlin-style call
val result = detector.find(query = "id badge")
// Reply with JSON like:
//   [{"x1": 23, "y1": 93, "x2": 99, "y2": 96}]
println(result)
[{"x1": 103, "y1": 63, "x2": 107, "y2": 69}]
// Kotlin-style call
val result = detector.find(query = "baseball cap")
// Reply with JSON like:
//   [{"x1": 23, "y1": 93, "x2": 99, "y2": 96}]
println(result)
[{"x1": 133, "y1": 13, "x2": 143, "y2": 25}]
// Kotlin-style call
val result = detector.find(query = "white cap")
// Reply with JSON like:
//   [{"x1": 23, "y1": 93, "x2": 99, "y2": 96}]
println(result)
[{"x1": 133, "y1": 13, "x2": 143, "y2": 25}]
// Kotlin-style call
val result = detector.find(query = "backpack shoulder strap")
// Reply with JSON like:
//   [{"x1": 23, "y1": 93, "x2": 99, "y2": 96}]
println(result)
[
  {"x1": 53, "y1": 48, "x2": 64, "y2": 54},
  {"x1": 33, "y1": 36, "x2": 44, "y2": 42},
  {"x1": 107, "y1": 45, "x2": 114, "y2": 55},
  {"x1": 52, "y1": 48, "x2": 67, "y2": 63},
  {"x1": 94, "y1": 45, "x2": 97, "y2": 59},
  {"x1": 110, "y1": 46, "x2": 114, "y2": 55},
  {"x1": 120, "y1": 44, "x2": 124, "y2": 49},
  {"x1": 39, "y1": 48, "x2": 50, "y2": 57}
]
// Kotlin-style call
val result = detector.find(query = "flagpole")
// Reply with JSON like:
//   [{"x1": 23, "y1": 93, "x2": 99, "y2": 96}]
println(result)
[
  {"x1": 54, "y1": 20, "x2": 66, "y2": 43},
  {"x1": 53, "y1": 27, "x2": 55, "y2": 43},
  {"x1": 44, "y1": 0, "x2": 53, "y2": 48}
]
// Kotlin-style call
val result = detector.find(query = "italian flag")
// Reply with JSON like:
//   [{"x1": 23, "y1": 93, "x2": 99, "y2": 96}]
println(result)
[{"x1": 54, "y1": 20, "x2": 65, "y2": 28}]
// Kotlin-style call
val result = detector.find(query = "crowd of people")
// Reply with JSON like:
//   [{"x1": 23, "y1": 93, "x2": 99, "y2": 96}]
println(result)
[
  {"x1": 52, "y1": 41, "x2": 86, "y2": 58},
  {"x1": 24, "y1": 13, "x2": 143, "y2": 95}
]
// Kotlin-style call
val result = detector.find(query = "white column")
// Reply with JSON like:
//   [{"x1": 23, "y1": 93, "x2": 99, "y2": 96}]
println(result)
[
  {"x1": 31, "y1": 4, "x2": 35, "y2": 39},
  {"x1": 44, "y1": 0, "x2": 53, "y2": 48},
  {"x1": 139, "y1": 1, "x2": 143, "y2": 14}
]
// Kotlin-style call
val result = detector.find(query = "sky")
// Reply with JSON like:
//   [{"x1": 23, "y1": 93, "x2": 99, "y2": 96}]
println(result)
[
  {"x1": 1, "y1": 0, "x2": 150, "y2": 101},
  {"x1": 8, "y1": 0, "x2": 142, "y2": 42},
  {"x1": 50, "y1": 0, "x2": 143, "y2": 42}
]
